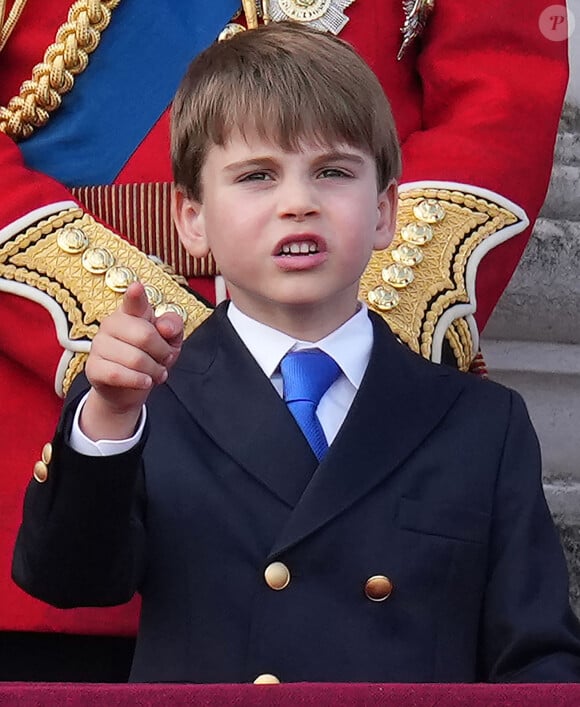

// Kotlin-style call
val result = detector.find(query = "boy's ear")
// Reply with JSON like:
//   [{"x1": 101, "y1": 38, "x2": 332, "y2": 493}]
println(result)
[
  {"x1": 373, "y1": 181, "x2": 398, "y2": 251},
  {"x1": 172, "y1": 186, "x2": 210, "y2": 258}
]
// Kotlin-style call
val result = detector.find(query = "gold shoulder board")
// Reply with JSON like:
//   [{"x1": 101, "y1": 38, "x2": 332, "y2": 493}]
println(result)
[{"x1": 0, "y1": 206, "x2": 211, "y2": 395}]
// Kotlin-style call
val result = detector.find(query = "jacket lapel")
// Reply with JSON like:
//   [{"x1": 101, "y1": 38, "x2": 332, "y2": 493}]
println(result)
[
  {"x1": 167, "y1": 304, "x2": 318, "y2": 507},
  {"x1": 269, "y1": 313, "x2": 466, "y2": 556}
]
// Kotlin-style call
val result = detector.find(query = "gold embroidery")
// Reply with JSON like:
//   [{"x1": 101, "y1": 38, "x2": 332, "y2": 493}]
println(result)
[
  {"x1": 444, "y1": 318, "x2": 472, "y2": 372},
  {"x1": 0, "y1": 207, "x2": 211, "y2": 393},
  {"x1": 62, "y1": 352, "x2": 89, "y2": 394},
  {"x1": 0, "y1": 1, "x2": 121, "y2": 141},
  {"x1": 360, "y1": 188, "x2": 522, "y2": 370}
]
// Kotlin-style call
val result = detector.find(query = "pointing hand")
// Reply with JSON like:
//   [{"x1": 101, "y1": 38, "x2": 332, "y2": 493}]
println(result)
[{"x1": 81, "y1": 282, "x2": 184, "y2": 440}]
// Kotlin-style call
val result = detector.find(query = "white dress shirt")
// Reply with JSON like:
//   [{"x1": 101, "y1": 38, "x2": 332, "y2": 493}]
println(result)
[{"x1": 70, "y1": 302, "x2": 374, "y2": 456}]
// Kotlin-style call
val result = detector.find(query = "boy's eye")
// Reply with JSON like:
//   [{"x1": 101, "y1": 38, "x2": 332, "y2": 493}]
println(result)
[
  {"x1": 240, "y1": 171, "x2": 271, "y2": 182},
  {"x1": 318, "y1": 168, "x2": 350, "y2": 178}
]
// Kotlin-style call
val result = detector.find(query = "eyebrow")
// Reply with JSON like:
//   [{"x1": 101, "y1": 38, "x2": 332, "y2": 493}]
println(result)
[
  {"x1": 312, "y1": 151, "x2": 366, "y2": 167},
  {"x1": 222, "y1": 157, "x2": 278, "y2": 175},
  {"x1": 223, "y1": 150, "x2": 367, "y2": 175}
]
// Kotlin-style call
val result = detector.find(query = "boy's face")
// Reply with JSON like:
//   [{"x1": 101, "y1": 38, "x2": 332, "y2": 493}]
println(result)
[{"x1": 174, "y1": 129, "x2": 396, "y2": 336}]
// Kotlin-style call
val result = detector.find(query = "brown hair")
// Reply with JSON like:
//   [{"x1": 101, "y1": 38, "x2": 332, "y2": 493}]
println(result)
[{"x1": 171, "y1": 21, "x2": 401, "y2": 200}]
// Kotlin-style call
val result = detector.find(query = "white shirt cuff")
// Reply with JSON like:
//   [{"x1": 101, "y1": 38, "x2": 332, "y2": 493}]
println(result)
[{"x1": 69, "y1": 392, "x2": 147, "y2": 457}]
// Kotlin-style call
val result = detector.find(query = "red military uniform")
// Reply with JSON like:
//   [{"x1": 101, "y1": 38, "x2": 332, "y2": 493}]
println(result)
[{"x1": 0, "y1": 0, "x2": 568, "y2": 669}]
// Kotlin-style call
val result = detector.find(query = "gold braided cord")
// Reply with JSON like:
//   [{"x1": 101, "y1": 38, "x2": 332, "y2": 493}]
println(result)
[
  {"x1": 0, "y1": 0, "x2": 121, "y2": 141},
  {"x1": 0, "y1": 0, "x2": 29, "y2": 53},
  {"x1": 444, "y1": 317, "x2": 472, "y2": 372},
  {"x1": 62, "y1": 352, "x2": 89, "y2": 394}
]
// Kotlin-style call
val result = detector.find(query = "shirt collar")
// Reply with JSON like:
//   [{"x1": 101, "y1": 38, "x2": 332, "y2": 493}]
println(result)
[{"x1": 226, "y1": 302, "x2": 373, "y2": 390}]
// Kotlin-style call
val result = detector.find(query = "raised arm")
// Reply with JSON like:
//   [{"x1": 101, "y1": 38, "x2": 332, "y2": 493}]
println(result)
[{"x1": 12, "y1": 284, "x2": 184, "y2": 608}]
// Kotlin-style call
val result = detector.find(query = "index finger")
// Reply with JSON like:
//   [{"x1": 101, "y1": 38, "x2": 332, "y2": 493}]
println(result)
[{"x1": 120, "y1": 281, "x2": 152, "y2": 320}]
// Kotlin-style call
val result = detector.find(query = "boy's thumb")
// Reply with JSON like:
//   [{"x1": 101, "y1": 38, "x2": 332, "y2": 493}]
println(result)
[{"x1": 155, "y1": 312, "x2": 185, "y2": 351}]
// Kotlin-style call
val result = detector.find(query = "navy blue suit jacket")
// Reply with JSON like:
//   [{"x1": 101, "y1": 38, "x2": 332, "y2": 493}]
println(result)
[{"x1": 13, "y1": 304, "x2": 580, "y2": 683}]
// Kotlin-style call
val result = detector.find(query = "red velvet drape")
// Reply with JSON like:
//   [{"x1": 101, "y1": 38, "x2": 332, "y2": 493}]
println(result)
[{"x1": 0, "y1": 683, "x2": 579, "y2": 706}]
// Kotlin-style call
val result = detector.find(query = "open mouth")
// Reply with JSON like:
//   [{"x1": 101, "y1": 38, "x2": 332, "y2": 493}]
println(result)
[{"x1": 277, "y1": 240, "x2": 320, "y2": 256}]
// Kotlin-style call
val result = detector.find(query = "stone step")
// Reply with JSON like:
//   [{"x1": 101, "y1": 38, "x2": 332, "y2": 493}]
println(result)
[
  {"x1": 483, "y1": 218, "x2": 580, "y2": 343},
  {"x1": 485, "y1": 103, "x2": 580, "y2": 341},
  {"x1": 553, "y1": 101, "x2": 580, "y2": 165},
  {"x1": 546, "y1": 483, "x2": 580, "y2": 616},
  {"x1": 555, "y1": 108, "x2": 580, "y2": 165},
  {"x1": 482, "y1": 339, "x2": 580, "y2": 485},
  {"x1": 541, "y1": 163, "x2": 580, "y2": 220},
  {"x1": 560, "y1": 102, "x2": 580, "y2": 134},
  {"x1": 554, "y1": 130, "x2": 580, "y2": 166}
]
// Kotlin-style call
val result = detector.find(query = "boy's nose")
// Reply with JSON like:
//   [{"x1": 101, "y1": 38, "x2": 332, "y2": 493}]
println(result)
[{"x1": 277, "y1": 180, "x2": 319, "y2": 220}]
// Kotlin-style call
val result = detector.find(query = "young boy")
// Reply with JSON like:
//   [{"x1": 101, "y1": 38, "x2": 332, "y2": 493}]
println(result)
[{"x1": 12, "y1": 22, "x2": 580, "y2": 684}]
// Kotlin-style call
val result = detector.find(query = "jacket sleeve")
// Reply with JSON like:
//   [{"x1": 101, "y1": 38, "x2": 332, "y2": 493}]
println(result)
[
  {"x1": 12, "y1": 380, "x2": 148, "y2": 609},
  {"x1": 0, "y1": 129, "x2": 207, "y2": 632},
  {"x1": 0, "y1": 0, "x2": 206, "y2": 636},
  {"x1": 479, "y1": 391, "x2": 580, "y2": 682}
]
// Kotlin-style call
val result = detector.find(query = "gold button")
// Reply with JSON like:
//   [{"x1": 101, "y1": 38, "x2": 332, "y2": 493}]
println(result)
[
  {"x1": 41, "y1": 442, "x2": 53, "y2": 465},
  {"x1": 391, "y1": 244, "x2": 424, "y2": 267},
  {"x1": 154, "y1": 302, "x2": 188, "y2": 324},
  {"x1": 401, "y1": 222, "x2": 434, "y2": 246},
  {"x1": 264, "y1": 562, "x2": 290, "y2": 591},
  {"x1": 413, "y1": 198, "x2": 446, "y2": 224},
  {"x1": 56, "y1": 227, "x2": 89, "y2": 254},
  {"x1": 105, "y1": 265, "x2": 138, "y2": 293},
  {"x1": 82, "y1": 247, "x2": 115, "y2": 274},
  {"x1": 33, "y1": 461, "x2": 48, "y2": 483},
  {"x1": 368, "y1": 285, "x2": 400, "y2": 312},
  {"x1": 253, "y1": 673, "x2": 280, "y2": 684},
  {"x1": 364, "y1": 575, "x2": 393, "y2": 602},
  {"x1": 382, "y1": 264, "x2": 415, "y2": 289},
  {"x1": 144, "y1": 284, "x2": 163, "y2": 307}
]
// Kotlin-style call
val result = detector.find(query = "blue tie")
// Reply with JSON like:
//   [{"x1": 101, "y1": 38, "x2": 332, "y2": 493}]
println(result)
[{"x1": 280, "y1": 349, "x2": 341, "y2": 461}]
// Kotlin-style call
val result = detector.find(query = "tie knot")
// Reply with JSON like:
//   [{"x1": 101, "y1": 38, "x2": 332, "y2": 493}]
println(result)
[{"x1": 281, "y1": 349, "x2": 341, "y2": 407}]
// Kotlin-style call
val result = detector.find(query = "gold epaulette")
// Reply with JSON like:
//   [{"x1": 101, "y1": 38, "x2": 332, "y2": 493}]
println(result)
[
  {"x1": 359, "y1": 184, "x2": 528, "y2": 371},
  {"x1": 0, "y1": 206, "x2": 211, "y2": 395}
]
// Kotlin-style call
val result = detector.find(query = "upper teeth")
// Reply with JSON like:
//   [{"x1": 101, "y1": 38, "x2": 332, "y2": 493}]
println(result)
[{"x1": 281, "y1": 241, "x2": 318, "y2": 255}]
